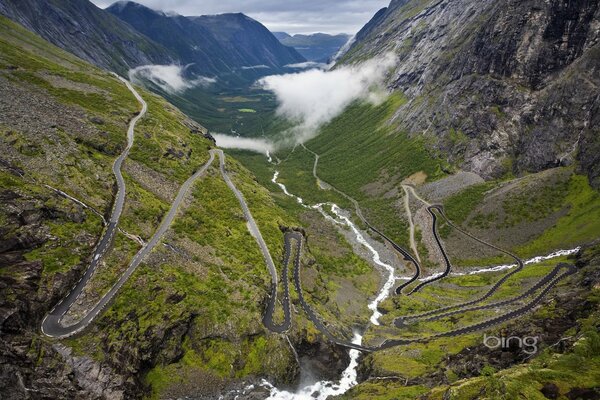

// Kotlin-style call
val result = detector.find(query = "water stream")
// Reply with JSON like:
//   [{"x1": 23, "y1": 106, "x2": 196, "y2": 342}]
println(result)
[
  {"x1": 259, "y1": 152, "x2": 580, "y2": 399},
  {"x1": 261, "y1": 153, "x2": 397, "y2": 399}
]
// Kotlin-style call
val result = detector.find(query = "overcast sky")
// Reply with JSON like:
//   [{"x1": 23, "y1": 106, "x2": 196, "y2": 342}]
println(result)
[{"x1": 90, "y1": 0, "x2": 390, "y2": 35}]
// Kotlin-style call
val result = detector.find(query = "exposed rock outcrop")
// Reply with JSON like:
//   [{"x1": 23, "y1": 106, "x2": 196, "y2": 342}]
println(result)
[
  {"x1": 0, "y1": 186, "x2": 129, "y2": 399},
  {"x1": 343, "y1": 0, "x2": 600, "y2": 186}
]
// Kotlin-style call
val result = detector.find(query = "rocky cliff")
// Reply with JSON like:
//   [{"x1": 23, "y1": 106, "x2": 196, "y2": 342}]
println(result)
[
  {"x1": 0, "y1": 0, "x2": 174, "y2": 74},
  {"x1": 342, "y1": 0, "x2": 600, "y2": 187}
]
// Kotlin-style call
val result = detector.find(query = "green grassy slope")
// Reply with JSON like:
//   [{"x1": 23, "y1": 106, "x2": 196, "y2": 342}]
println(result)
[
  {"x1": 267, "y1": 94, "x2": 445, "y2": 248},
  {"x1": 340, "y1": 245, "x2": 600, "y2": 399},
  {"x1": 0, "y1": 15, "x2": 379, "y2": 398}
]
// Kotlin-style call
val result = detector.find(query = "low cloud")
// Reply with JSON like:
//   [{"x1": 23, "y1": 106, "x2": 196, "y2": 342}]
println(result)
[
  {"x1": 129, "y1": 64, "x2": 216, "y2": 94},
  {"x1": 259, "y1": 52, "x2": 396, "y2": 143},
  {"x1": 284, "y1": 61, "x2": 329, "y2": 70},
  {"x1": 331, "y1": 35, "x2": 356, "y2": 63},
  {"x1": 241, "y1": 65, "x2": 270, "y2": 70},
  {"x1": 212, "y1": 134, "x2": 274, "y2": 154}
]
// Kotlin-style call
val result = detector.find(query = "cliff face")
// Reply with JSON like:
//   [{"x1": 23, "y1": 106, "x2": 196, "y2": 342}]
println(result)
[
  {"x1": 0, "y1": 0, "x2": 174, "y2": 74},
  {"x1": 342, "y1": 0, "x2": 600, "y2": 185}
]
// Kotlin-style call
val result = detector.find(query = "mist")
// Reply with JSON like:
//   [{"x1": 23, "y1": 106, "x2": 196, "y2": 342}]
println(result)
[
  {"x1": 259, "y1": 52, "x2": 396, "y2": 143},
  {"x1": 128, "y1": 64, "x2": 216, "y2": 94},
  {"x1": 212, "y1": 134, "x2": 274, "y2": 154}
]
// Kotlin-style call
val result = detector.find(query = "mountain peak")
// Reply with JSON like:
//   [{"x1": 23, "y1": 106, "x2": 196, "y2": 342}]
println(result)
[{"x1": 107, "y1": 1, "x2": 179, "y2": 17}]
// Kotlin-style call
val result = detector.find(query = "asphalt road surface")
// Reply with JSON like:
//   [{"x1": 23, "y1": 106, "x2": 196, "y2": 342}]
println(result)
[
  {"x1": 42, "y1": 81, "x2": 216, "y2": 338},
  {"x1": 42, "y1": 77, "x2": 146, "y2": 338}
]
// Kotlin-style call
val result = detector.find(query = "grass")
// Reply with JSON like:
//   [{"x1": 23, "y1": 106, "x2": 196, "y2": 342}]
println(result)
[
  {"x1": 339, "y1": 383, "x2": 430, "y2": 400},
  {"x1": 266, "y1": 93, "x2": 444, "y2": 248},
  {"x1": 518, "y1": 174, "x2": 600, "y2": 255},
  {"x1": 440, "y1": 170, "x2": 600, "y2": 263},
  {"x1": 362, "y1": 335, "x2": 480, "y2": 380},
  {"x1": 308, "y1": 93, "x2": 443, "y2": 197},
  {"x1": 443, "y1": 182, "x2": 497, "y2": 225},
  {"x1": 152, "y1": 81, "x2": 292, "y2": 139},
  {"x1": 1, "y1": 15, "x2": 307, "y2": 395},
  {"x1": 353, "y1": 247, "x2": 600, "y2": 399},
  {"x1": 429, "y1": 318, "x2": 600, "y2": 400}
]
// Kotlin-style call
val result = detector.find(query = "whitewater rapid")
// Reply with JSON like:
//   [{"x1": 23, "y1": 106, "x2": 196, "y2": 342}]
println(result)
[
  {"x1": 397, "y1": 247, "x2": 581, "y2": 282},
  {"x1": 262, "y1": 152, "x2": 579, "y2": 399},
  {"x1": 260, "y1": 153, "x2": 398, "y2": 399}
]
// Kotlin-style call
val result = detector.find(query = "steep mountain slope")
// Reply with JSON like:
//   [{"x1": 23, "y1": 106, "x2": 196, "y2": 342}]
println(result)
[
  {"x1": 273, "y1": 32, "x2": 292, "y2": 41},
  {"x1": 275, "y1": 32, "x2": 352, "y2": 62},
  {"x1": 0, "y1": 15, "x2": 380, "y2": 399},
  {"x1": 104, "y1": 1, "x2": 304, "y2": 139},
  {"x1": 0, "y1": 0, "x2": 174, "y2": 74},
  {"x1": 340, "y1": 0, "x2": 600, "y2": 188},
  {"x1": 106, "y1": 1, "x2": 305, "y2": 77}
]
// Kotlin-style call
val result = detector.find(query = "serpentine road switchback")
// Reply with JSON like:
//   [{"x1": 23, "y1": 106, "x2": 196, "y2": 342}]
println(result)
[
  {"x1": 42, "y1": 77, "x2": 147, "y2": 338},
  {"x1": 41, "y1": 76, "x2": 580, "y2": 358},
  {"x1": 263, "y1": 144, "x2": 580, "y2": 352}
]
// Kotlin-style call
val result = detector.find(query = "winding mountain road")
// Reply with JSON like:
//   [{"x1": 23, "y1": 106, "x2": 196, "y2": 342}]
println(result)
[
  {"x1": 42, "y1": 77, "x2": 146, "y2": 338},
  {"x1": 268, "y1": 224, "x2": 576, "y2": 353},
  {"x1": 42, "y1": 80, "x2": 216, "y2": 338},
  {"x1": 402, "y1": 185, "x2": 421, "y2": 264},
  {"x1": 40, "y1": 78, "x2": 579, "y2": 355},
  {"x1": 282, "y1": 145, "x2": 578, "y2": 352},
  {"x1": 301, "y1": 144, "x2": 422, "y2": 294}
]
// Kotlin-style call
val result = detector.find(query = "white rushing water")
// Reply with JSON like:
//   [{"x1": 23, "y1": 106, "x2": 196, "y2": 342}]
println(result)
[
  {"x1": 328, "y1": 205, "x2": 396, "y2": 326},
  {"x1": 263, "y1": 157, "x2": 580, "y2": 399},
  {"x1": 270, "y1": 168, "x2": 396, "y2": 325},
  {"x1": 259, "y1": 164, "x2": 398, "y2": 399},
  {"x1": 272, "y1": 171, "x2": 304, "y2": 205},
  {"x1": 263, "y1": 333, "x2": 363, "y2": 400},
  {"x1": 396, "y1": 247, "x2": 581, "y2": 281}
]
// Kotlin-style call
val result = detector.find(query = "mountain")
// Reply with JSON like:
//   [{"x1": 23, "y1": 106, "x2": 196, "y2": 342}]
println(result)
[
  {"x1": 276, "y1": 32, "x2": 352, "y2": 62},
  {"x1": 0, "y1": 0, "x2": 174, "y2": 74},
  {"x1": 272, "y1": 31, "x2": 292, "y2": 41},
  {"x1": 106, "y1": 1, "x2": 305, "y2": 76},
  {"x1": 0, "y1": 13, "x2": 374, "y2": 399},
  {"x1": 339, "y1": 0, "x2": 600, "y2": 189}
]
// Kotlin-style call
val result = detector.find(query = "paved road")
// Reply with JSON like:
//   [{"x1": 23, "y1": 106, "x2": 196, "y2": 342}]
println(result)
[
  {"x1": 214, "y1": 149, "x2": 278, "y2": 286},
  {"x1": 300, "y1": 144, "x2": 422, "y2": 295},
  {"x1": 42, "y1": 77, "x2": 146, "y2": 338},
  {"x1": 379, "y1": 263, "x2": 577, "y2": 349},
  {"x1": 398, "y1": 262, "x2": 570, "y2": 325},
  {"x1": 262, "y1": 230, "x2": 293, "y2": 333},
  {"x1": 272, "y1": 228, "x2": 577, "y2": 353},
  {"x1": 287, "y1": 231, "x2": 372, "y2": 352},
  {"x1": 396, "y1": 205, "x2": 527, "y2": 322},
  {"x1": 407, "y1": 206, "x2": 453, "y2": 293},
  {"x1": 41, "y1": 81, "x2": 216, "y2": 338},
  {"x1": 288, "y1": 146, "x2": 578, "y2": 351},
  {"x1": 402, "y1": 185, "x2": 421, "y2": 264}
]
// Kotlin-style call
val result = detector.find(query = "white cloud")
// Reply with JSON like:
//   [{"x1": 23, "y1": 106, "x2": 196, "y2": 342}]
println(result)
[
  {"x1": 259, "y1": 52, "x2": 396, "y2": 143},
  {"x1": 128, "y1": 64, "x2": 216, "y2": 94},
  {"x1": 284, "y1": 61, "x2": 329, "y2": 70},
  {"x1": 241, "y1": 65, "x2": 270, "y2": 70},
  {"x1": 212, "y1": 134, "x2": 274, "y2": 154}
]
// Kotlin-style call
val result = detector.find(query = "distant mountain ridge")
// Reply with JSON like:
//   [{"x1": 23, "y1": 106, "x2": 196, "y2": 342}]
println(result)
[
  {"x1": 0, "y1": 0, "x2": 174, "y2": 73},
  {"x1": 0, "y1": 0, "x2": 305, "y2": 80},
  {"x1": 274, "y1": 32, "x2": 351, "y2": 62},
  {"x1": 106, "y1": 1, "x2": 305, "y2": 77}
]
